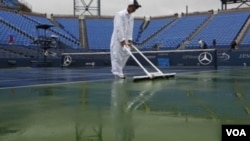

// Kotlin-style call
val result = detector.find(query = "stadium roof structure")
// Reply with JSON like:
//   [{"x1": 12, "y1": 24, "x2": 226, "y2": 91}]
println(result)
[
  {"x1": 221, "y1": 0, "x2": 250, "y2": 10},
  {"x1": 73, "y1": 0, "x2": 101, "y2": 16}
]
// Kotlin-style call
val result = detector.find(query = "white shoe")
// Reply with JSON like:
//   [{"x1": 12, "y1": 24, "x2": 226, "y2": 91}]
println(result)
[{"x1": 114, "y1": 75, "x2": 126, "y2": 79}]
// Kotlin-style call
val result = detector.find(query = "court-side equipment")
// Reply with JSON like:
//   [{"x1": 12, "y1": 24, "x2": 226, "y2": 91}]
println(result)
[
  {"x1": 44, "y1": 50, "x2": 57, "y2": 57},
  {"x1": 124, "y1": 44, "x2": 176, "y2": 82}
]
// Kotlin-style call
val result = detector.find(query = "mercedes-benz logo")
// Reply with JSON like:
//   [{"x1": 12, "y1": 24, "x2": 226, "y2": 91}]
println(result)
[
  {"x1": 198, "y1": 52, "x2": 213, "y2": 65},
  {"x1": 63, "y1": 55, "x2": 72, "y2": 66}
]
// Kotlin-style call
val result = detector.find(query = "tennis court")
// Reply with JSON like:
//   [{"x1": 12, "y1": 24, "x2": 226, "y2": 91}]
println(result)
[{"x1": 0, "y1": 66, "x2": 250, "y2": 141}]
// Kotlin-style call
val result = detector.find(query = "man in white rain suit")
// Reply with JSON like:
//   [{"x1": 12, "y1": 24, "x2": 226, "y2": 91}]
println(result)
[{"x1": 110, "y1": 0, "x2": 141, "y2": 79}]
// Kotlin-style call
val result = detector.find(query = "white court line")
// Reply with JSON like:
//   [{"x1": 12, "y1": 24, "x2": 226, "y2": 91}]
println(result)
[
  {"x1": 0, "y1": 67, "x2": 227, "y2": 90},
  {"x1": 0, "y1": 72, "x2": 112, "y2": 83},
  {"x1": 0, "y1": 77, "x2": 114, "y2": 90},
  {"x1": 0, "y1": 69, "x2": 114, "y2": 90},
  {"x1": 0, "y1": 67, "x2": 112, "y2": 82},
  {"x1": 0, "y1": 70, "x2": 215, "y2": 90}
]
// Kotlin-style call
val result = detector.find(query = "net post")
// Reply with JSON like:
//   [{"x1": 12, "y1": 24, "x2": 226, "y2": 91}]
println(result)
[
  {"x1": 61, "y1": 53, "x2": 64, "y2": 69},
  {"x1": 214, "y1": 49, "x2": 218, "y2": 70}
]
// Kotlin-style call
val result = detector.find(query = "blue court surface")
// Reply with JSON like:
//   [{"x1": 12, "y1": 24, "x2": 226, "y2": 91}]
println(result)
[
  {"x1": 0, "y1": 66, "x2": 196, "y2": 88},
  {"x1": 0, "y1": 66, "x2": 250, "y2": 141}
]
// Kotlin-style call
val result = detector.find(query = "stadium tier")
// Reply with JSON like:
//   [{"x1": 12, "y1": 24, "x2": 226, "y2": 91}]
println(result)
[
  {"x1": 140, "y1": 14, "x2": 211, "y2": 50},
  {"x1": 134, "y1": 18, "x2": 175, "y2": 44},
  {"x1": 133, "y1": 19, "x2": 144, "y2": 44},
  {"x1": 54, "y1": 17, "x2": 80, "y2": 40},
  {"x1": 0, "y1": 9, "x2": 249, "y2": 50},
  {"x1": 186, "y1": 11, "x2": 250, "y2": 48},
  {"x1": 85, "y1": 18, "x2": 113, "y2": 51},
  {"x1": 25, "y1": 15, "x2": 81, "y2": 49},
  {"x1": 0, "y1": 8, "x2": 250, "y2": 67},
  {"x1": 1, "y1": 0, "x2": 19, "y2": 8},
  {"x1": 0, "y1": 10, "x2": 81, "y2": 48}
]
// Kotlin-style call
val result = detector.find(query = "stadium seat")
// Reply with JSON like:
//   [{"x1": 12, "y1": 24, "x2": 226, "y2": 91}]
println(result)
[
  {"x1": 135, "y1": 18, "x2": 175, "y2": 44},
  {"x1": 141, "y1": 14, "x2": 210, "y2": 50},
  {"x1": 186, "y1": 11, "x2": 250, "y2": 49},
  {"x1": 54, "y1": 17, "x2": 80, "y2": 40},
  {"x1": 85, "y1": 18, "x2": 113, "y2": 51}
]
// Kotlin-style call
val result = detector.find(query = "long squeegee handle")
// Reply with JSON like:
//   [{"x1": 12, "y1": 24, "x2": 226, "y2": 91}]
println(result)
[
  {"x1": 124, "y1": 46, "x2": 152, "y2": 78},
  {"x1": 131, "y1": 45, "x2": 163, "y2": 74}
]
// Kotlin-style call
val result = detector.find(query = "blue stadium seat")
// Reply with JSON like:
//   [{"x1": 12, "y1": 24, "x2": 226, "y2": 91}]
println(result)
[
  {"x1": 25, "y1": 14, "x2": 82, "y2": 49},
  {"x1": 0, "y1": 8, "x2": 249, "y2": 55},
  {"x1": 133, "y1": 19, "x2": 144, "y2": 43},
  {"x1": 85, "y1": 18, "x2": 144, "y2": 51},
  {"x1": 0, "y1": 9, "x2": 82, "y2": 49},
  {"x1": 141, "y1": 14, "x2": 210, "y2": 50},
  {"x1": 135, "y1": 18, "x2": 175, "y2": 44},
  {"x1": 186, "y1": 11, "x2": 250, "y2": 49},
  {"x1": 54, "y1": 17, "x2": 80, "y2": 40},
  {"x1": 2, "y1": 0, "x2": 19, "y2": 8},
  {"x1": 0, "y1": 21, "x2": 30, "y2": 46},
  {"x1": 85, "y1": 18, "x2": 113, "y2": 51},
  {"x1": 0, "y1": 10, "x2": 35, "y2": 45}
]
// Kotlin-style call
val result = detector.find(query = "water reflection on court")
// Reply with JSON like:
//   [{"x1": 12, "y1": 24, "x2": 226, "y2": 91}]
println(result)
[{"x1": 0, "y1": 67, "x2": 250, "y2": 141}]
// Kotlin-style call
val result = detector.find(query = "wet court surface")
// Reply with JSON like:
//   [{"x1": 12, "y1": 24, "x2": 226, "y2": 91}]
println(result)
[{"x1": 0, "y1": 67, "x2": 250, "y2": 141}]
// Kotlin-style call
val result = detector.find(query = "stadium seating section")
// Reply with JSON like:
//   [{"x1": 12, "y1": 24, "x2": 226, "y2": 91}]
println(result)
[
  {"x1": 85, "y1": 18, "x2": 113, "y2": 51},
  {"x1": 0, "y1": 7, "x2": 249, "y2": 60},
  {"x1": 186, "y1": 11, "x2": 250, "y2": 48},
  {"x1": 1, "y1": 0, "x2": 19, "y2": 9}
]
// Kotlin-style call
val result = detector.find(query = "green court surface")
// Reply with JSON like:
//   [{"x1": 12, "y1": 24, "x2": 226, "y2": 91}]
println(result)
[{"x1": 1, "y1": 67, "x2": 250, "y2": 141}]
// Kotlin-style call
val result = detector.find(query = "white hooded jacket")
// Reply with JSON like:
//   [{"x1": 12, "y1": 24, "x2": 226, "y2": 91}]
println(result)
[
  {"x1": 111, "y1": 9, "x2": 134, "y2": 45},
  {"x1": 110, "y1": 9, "x2": 134, "y2": 77}
]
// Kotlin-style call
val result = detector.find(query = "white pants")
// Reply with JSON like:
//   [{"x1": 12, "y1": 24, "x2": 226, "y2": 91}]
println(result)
[{"x1": 110, "y1": 44, "x2": 130, "y2": 77}]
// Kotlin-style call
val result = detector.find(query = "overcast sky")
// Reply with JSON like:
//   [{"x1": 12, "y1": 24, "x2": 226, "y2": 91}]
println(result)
[{"x1": 23, "y1": 0, "x2": 243, "y2": 17}]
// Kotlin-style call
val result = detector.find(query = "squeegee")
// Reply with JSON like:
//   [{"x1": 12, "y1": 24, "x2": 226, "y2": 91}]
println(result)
[{"x1": 124, "y1": 45, "x2": 176, "y2": 82}]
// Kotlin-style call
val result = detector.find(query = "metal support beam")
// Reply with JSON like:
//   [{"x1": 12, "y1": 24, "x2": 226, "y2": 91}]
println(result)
[
  {"x1": 221, "y1": 0, "x2": 250, "y2": 10},
  {"x1": 74, "y1": 0, "x2": 101, "y2": 16}
]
